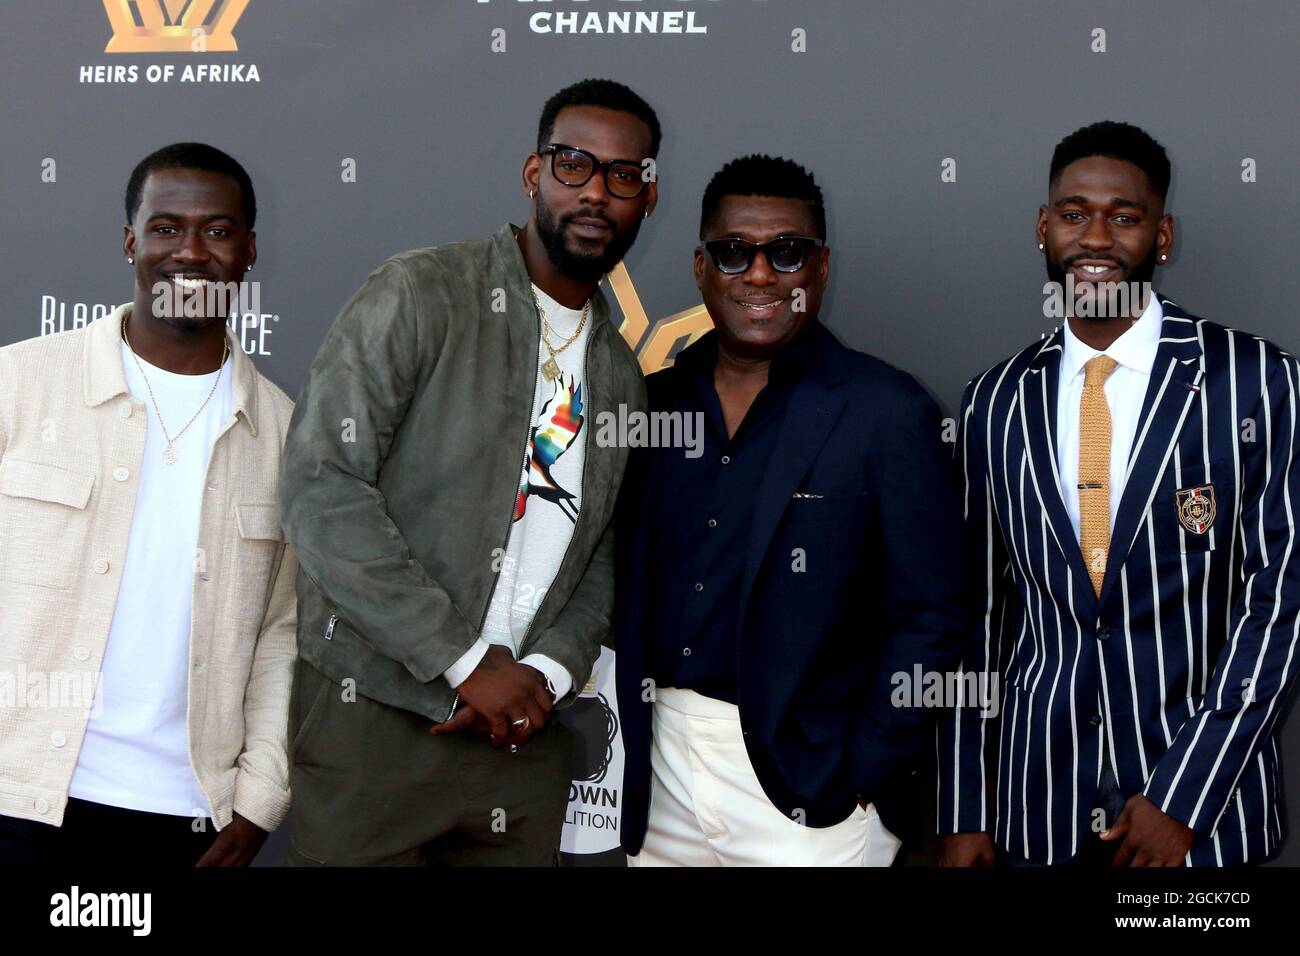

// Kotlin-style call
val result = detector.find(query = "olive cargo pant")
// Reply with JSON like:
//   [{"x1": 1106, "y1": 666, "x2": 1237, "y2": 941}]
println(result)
[{"x1": 284, "y1": 657, "x2": 573, "y2": 866}]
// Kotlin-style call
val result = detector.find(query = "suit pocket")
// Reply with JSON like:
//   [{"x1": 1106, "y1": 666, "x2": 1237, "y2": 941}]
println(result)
[
  {"x1": 0, "y1": 458, "x2": 96, "y2": 589},
  {"x1": 779, "y1": 492, "x2": 872, "y2": 575},
  {"x1": 784, "y1": 491, "x2": 870, "y2": 525},
  {"x1": 1152, "y1": 458, "x2": 1232, "y2": 555}
]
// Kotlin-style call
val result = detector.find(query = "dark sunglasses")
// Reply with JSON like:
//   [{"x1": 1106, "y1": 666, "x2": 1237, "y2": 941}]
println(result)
[
  {"x1": 702, "y1": 235, "x2": 824, "y2": 274},
  {"x1": 539, "y1": 144, "x2": 648, "y2": 199}
]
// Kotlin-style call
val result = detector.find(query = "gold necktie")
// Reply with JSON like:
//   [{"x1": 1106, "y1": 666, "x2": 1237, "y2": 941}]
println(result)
[{"x1": 1079, "y1": 355, "x2": 1119, "y2": 596}]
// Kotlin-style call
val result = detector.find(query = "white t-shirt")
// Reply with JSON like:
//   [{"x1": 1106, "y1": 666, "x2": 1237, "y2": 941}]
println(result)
[
  {"x1": 68, "y1": 341, "x2": 233, "y2": 818},
  {"x1": 442, "y1": 285, "x2": 590, "y2": 700}
]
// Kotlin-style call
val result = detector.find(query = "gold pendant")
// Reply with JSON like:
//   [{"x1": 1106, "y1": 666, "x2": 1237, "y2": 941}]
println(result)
[
  {"x1": 163, "y1": 444, "x2": 178, "y2": 466},
  {"x1": 541, "y1": 356, "x2": 561, "y2": 382}
]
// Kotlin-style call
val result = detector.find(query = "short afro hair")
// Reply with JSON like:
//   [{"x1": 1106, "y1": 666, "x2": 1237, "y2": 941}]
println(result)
[
  {"x1": 1049, "y1": 121, "x2": 1171, "y2": 200},
  {"x1": 699, "y1": 154, "x2": 826, "y2": 240},
  {"x1": 537, "y1": 78, "x2": 661, "y2": 159},
  {"x1": 125, "y1": 142, "x2": 256, "y2": 228}
]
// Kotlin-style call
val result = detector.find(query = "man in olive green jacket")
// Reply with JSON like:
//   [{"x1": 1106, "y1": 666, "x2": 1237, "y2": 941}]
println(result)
[{"x1": 278, "y1": 79, "x2": 655, "y2": 865}]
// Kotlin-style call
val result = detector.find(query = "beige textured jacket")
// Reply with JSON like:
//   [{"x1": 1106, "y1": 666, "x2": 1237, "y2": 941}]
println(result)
[{"x1": 0, "y1": 304, "x2": 297, "y2": 831}]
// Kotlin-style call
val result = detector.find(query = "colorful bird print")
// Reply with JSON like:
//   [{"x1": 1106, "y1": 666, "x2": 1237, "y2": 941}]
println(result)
[{"x1": 514, "y1": 375, "x2": 584, "y2": 524}]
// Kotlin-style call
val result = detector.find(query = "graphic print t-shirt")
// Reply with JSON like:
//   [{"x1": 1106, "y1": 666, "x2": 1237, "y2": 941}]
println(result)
[{"x1": 479, "y1": 284, "x2": 590, "y2": 654}]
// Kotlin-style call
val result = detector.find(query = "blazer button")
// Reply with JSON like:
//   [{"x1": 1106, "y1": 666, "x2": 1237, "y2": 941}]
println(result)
[
  {"x1": 34, "y1": 798, "x2": 50, "y2": 815},
  {"x1": 72, "y1": 646, "x2": 90, "y2": 662},
  {"x1": 92, "y1": 558, "x2": 110, "y2": 575},
  {"x1": 117, "y1": 401, "x2": 132, "y2": 419},
  {"x1": 1088, "y1": 715, "x2": 1103, "y2": 726},
  {"x1": 50, "y1": 731, "x2": 66, "y2": 748},
  {"x1": 1096, "y1": 626, "x2": 1110, "y2": 642},
  {"x1": 112, "y1": 466, "x2": 129, "y2": 482}
]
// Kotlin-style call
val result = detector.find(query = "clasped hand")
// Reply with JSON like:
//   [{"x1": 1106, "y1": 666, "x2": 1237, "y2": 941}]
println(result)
[{"x1": 429, "y1": 645, "x2": 553, "y2": 747}]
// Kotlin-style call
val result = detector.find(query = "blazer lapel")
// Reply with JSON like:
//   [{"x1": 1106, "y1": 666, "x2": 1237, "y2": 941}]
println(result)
[
  {"x1": 1018, "y1": 329, "x2": 1099, "y2": 611},
  {"x1": 1098, "y1": 299, "x2": 1204, "y2": 605},
  {"x1": 737, "y1": 375, "x2": 846, "y2": 616}
]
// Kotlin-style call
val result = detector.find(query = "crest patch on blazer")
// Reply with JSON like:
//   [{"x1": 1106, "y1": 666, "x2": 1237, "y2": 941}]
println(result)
[{"x1": 1175, "y1": 484, "x2": 1217, "y2": 535}]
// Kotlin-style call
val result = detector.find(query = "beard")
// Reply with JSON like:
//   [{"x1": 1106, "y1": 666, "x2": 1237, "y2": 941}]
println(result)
[
  {"x1": 535, "y1": 189, "x2": 642, "y2": 282},
  {"x1": 1044, "y1": 242, "x2": 1158, "y2": 319}
]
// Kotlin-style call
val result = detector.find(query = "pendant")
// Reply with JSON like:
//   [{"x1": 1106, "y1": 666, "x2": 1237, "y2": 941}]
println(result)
[
  {"x1": 163, "y1": 444, "x2": 178, "y2": 466},
  {"x1": 541, "y1": 356, "x2": 561, "y2": 382}
]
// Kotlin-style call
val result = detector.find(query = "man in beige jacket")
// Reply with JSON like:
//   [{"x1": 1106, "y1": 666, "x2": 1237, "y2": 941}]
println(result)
[{"x1": 0, "y1": 143, "x2": 296, "y2": 866}]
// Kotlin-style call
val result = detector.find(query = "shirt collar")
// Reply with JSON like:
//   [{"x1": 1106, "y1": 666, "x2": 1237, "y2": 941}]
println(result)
[
  {"x1": 672, "y1": 319, "x2": 825, "y2": 382},
  {"x1": 86, "y1": 302, "x2": 260, "y2": 435},
  {"x1": 1059, "y1": 292, "x2": 1163, "y2": 383}
]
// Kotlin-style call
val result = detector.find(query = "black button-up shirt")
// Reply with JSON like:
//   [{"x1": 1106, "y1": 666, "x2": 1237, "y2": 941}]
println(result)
[{"x1": 646, "y1": 324, "x2": 822, "y2": 703}]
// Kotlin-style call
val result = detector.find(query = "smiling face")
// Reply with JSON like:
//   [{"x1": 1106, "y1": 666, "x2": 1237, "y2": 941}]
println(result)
[
  {"x1": 526, "y1": 104, "x2": 657, "y2": 282},
  {"x1": 695, "y1": 194, "x2": 829, "y2": 360},
  {"x1": 124, "y1": 166, "x2": 255, "y2": 330},
  {"x1": 1037, "y1": 154, "x2": 1173, "y2": 317}
]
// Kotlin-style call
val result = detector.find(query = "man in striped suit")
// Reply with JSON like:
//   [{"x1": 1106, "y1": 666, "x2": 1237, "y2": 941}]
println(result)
[{"x1": 938, "y1": 121, "x2": 1300, "y2": 866}]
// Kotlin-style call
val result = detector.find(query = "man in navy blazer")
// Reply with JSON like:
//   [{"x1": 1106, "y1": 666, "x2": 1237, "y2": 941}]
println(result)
[
  {"x1": 615, "y1": 155, "x2": 966, "y2": 865},
  {"x1": 938, "y1": 122, "x2": 1300, "y2": 867}
]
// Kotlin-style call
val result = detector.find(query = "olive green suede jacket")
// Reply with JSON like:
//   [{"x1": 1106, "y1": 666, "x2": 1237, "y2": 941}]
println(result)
[{"x1": 278, "y1": 223, "x2": 646, "y2": 721}]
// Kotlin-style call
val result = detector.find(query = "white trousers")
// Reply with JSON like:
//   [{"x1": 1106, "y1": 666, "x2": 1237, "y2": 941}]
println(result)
[{"x1": 627, "y1": 688, "x2": 902, "y2": 867}]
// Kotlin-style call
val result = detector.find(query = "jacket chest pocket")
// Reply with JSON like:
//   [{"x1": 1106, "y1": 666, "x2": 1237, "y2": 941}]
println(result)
[
  {"x1": 777, "y1": 492, "x2": 872, "y2": 570},
  {"x1": 232, "y1": 502, "x2": 284, "y2": 604},
  {"x1": 784, "y1": 491, "x2": 871, "y2": 526},
  {"x1": 1152, "y1": 458, "x2": 1233, "y2": 555},
  {"x1": 0, "y1": 458, "x2": 96, "y2": 590}
]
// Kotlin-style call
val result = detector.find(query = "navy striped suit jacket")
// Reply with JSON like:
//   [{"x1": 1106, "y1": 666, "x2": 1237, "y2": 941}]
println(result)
[{"x1": 937, "y1": 296, "x2": 1300, "y2": 866}]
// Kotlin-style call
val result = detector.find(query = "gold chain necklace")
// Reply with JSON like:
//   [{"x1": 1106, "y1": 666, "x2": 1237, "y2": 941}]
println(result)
[
  {"x1": 121, "y1": 315, "x2": 230, "y2": 466},
  {"x1": 530, "y1": 286, "x2": 590, "y2": 382}
]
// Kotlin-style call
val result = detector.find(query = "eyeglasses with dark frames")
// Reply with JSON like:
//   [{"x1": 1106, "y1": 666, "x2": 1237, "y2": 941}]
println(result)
[{"x1": 539, "y1": 144, "x2": 649, "y2": 199}]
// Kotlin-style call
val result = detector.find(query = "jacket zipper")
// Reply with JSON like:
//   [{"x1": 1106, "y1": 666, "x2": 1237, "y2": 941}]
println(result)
[{"x1": 324, "y1": 613, "x2": 338, "y2": 641}]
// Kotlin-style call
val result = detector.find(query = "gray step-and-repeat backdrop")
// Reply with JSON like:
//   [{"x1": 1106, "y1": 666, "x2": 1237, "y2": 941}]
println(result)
[{"x1": 0, "y1": 1, "x2": 1296, "y2": 866}]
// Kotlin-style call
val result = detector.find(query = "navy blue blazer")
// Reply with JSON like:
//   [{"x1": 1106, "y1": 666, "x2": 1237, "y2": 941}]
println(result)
[
  {"x1": 616, "y1": 323, "x2": 966, "y2": 854},
  {"x1": 938, "y1": 296, "x2": 1300, "y2": 866}
]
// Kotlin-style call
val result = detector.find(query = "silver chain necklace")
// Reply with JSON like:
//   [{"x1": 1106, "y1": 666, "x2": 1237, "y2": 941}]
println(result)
[{"x1": 121, "y1": 314, "x2": 229, "y2": 466}]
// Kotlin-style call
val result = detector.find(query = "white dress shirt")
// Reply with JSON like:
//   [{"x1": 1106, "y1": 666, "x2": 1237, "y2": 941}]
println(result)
[{"x1": 1055, "y1": 295, "x2": 1164, "y2": 544}]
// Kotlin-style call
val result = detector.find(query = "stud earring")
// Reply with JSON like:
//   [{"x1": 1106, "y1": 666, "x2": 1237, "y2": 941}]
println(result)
[
  {"x1": 1160, "y1": 253, "x2": 1168, "y2": 262},
  {"x1": 1037, "y1": 243, "x2": 1044, "y2": 251},
  {"x1": 127, "y1": 257, "x2": 134, "y2": 264},
  {"x1": 529, "y1": 189, "x2": 536, "y2": 199},
  {"x1": 246, "y1": 264, "x2": 253, "y2": 272}
]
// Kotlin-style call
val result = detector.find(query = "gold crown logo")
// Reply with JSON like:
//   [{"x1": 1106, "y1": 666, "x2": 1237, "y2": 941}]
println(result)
[
  {"x1": 607, "y1": 262, "x2": 712, "y2": 373},
  {"x1": 103, "y1": 0, "x2": 249, "y2": 53}
]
